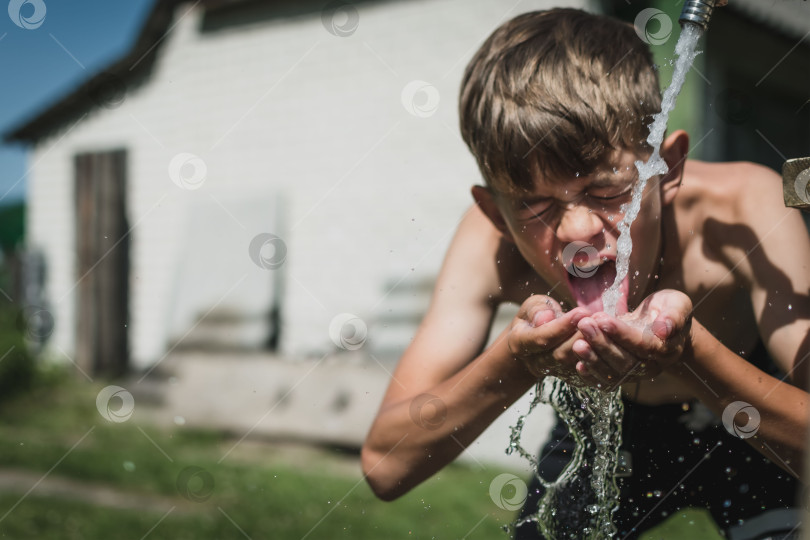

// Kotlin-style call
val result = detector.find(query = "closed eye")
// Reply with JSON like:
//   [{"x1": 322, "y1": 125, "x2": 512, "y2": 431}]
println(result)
[
  {"x1": 587, "y1": 184, "x2": 634, "y2": 201},
  {"x1": 519, "y1": 201, "x2": 555, "y2": 223}
]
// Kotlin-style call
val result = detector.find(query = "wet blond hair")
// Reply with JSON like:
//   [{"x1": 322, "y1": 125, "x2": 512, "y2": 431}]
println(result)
[{"x1": 459, "y1": 8, "x2": 662, "y2": 194}]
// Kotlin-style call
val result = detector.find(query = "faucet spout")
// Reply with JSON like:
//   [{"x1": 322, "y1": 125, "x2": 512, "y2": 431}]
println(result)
[
  {"x1": 679, "y1": 0, "x2": 716, "y2": 31},
  {"x1": 783, "y1": 157, "x2": 810, "y2": 210}
]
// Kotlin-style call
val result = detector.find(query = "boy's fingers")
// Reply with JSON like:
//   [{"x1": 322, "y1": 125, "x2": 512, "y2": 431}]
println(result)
[
  {"x1": 594, "y1": 314, "x2": 673, "y2": 357},
  {"x1": 514, "y1": 308, "x2": 590, "y2": 352},
  {"x1": 510, "y1": 321, "x2": 568, "y2": 357},
  {"x1": 518, "y1": 296, "x2": 591, "y2": 328},
  {"x1": 573, "y1": 339, "x2": 619, "y2": 387},
  {"x1": 532, "y1": 309, "x2": 556, "y2": 327},
  {"x1": 518, "y1": 295, "x2": 561, "y2": 323},
  {"x1": 574, "y1": 361, "x2": 607, "y2": 388},
  {"x1": 577, "y1": 318, "x2": 637, "y2": 374}
]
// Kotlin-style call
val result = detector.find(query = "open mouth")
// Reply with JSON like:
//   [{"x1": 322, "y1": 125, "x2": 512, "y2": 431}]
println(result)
[{"x1": 565, "y1": 259, "x2": 629, "y2": 315}]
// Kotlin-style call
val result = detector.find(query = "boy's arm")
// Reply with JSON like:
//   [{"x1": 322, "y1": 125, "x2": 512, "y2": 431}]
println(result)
[
  {"x1": 672, "y1": 164, "x2": 810, "y2": 477},
  {"x1": 672, "y1": 320, "x2": 808, "y2": 477},
  {"x1": 361, "y1": 205, "x2": 596, "y2": 500},
  {"x1": 360, "y1": 206, "x2": 536, "y2": 500}
]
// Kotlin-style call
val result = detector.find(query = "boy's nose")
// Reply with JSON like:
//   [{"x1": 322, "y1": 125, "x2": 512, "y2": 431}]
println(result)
[{"x1": 556, "y1": 204, "x2": 603, "y2": 244}]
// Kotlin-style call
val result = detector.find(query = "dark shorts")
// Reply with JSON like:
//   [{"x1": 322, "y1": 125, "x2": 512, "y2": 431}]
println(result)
[{"x1": 514, "y1": 398, "x2": 800, "y2": 539}]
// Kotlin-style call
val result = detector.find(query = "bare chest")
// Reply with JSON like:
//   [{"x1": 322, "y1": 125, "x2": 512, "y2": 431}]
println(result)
[{"x1": 661, "y1": 236, "x2": 760, "y2": 354}]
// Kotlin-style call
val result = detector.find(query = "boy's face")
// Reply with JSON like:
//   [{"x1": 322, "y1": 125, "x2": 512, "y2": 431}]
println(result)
[{"x1": 492, "y1": 149, "x2": 665, "y2": 315}]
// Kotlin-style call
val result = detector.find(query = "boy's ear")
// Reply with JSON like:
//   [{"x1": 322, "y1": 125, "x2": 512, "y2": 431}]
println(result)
[
  {"x1": 659, "y1": 129, "x2": 690, "y2": 206},
  {"x1": 471, "y1": 185, "x2": 515, "y2": 243}
]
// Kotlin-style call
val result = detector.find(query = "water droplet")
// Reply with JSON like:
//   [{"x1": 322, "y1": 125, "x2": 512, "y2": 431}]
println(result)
[
  {"x1": 788, "y1": 304, "x2": 793, "y2": 310},
  {"x1": 634, "y1": 270, "x2": 639, "y2": 276}
]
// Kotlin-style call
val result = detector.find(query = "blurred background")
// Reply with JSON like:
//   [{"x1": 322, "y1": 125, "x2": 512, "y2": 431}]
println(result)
[{"x1": 0, "y1": 0, "x2": 808, "y2": 538}]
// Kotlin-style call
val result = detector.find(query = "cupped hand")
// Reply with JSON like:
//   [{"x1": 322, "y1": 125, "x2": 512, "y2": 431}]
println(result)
[
  {"x1": 508, "y1": 295, "x2": 604, "y2": 386},
  {"x1": 573, "y1": 289, "x2": 693, "y2": 385}
]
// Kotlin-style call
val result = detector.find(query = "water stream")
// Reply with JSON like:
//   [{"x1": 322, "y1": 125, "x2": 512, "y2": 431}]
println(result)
[{"x1": 509, "y1": 23, "x2": 704, "y2": 539}]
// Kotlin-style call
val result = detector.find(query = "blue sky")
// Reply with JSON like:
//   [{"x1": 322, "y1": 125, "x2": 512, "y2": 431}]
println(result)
[{"x1": 0, "y1": 0, "x2": 156, "y2": 206}]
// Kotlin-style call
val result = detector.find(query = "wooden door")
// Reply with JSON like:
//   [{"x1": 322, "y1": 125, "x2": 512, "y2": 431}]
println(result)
[{"x1": 75, "y1": 150, "x2": 129, "y2": 378}]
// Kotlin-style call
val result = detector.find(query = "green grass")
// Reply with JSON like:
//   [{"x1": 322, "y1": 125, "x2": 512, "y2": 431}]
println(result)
[
  {"x1": 0, "y1": 372, "x2": 514, "y2": 539},
  {"x1": 0, "y1": 370, "x2": 731, "y2": 539}
]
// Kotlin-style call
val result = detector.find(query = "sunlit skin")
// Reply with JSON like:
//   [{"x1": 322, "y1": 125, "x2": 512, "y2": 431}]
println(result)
[{"x1": 362, "y1": 128, "x2": 810, "y2": 500}]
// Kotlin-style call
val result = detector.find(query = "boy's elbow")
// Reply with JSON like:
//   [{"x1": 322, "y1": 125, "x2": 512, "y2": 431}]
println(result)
[{"x1": 360, "y1": 443, "x2": 407, "y2": 502}]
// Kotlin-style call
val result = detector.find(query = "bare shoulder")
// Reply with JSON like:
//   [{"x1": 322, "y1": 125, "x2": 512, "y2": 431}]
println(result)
[
  {"x1": 673, "y1": 160, "x2": 810, "y2": 379},
  {"x1": 718, "y1": 160, "x2": 783, "y2": 213},
  {"x1": 437, "y1": 204, "x2": 506, "y2": 306},
  {"x1": 679, "y1": 160, "x2": 781, "y2": 218},
  {"x1": 683, "y1": 160, "x2": 810, "y2": 291},
  {"x1": 678, "y1": 160, "x2": 788, "y2": 250},
  {"x1": 380, "y1": 205, "x2": 513, "y2": 397},
  {"x1": 689, "y1": 162, "x2": 810, "y2": 383}
]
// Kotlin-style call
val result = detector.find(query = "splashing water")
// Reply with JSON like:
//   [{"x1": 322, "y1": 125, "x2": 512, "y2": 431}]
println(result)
[{"x1": 509, "y1": 25, "x2": 703, "y2": 539}]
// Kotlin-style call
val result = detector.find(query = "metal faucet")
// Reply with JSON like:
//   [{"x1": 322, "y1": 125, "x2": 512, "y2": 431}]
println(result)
[
  {"x1": 679, "y1": 0, "x2": 717, "y2": 30},
  {"x1": 783, "y1": 158, "x2": 810, "y2": 210},
  {"x1": 677, "y1": 0, "x2": 810, "y2": 212}
]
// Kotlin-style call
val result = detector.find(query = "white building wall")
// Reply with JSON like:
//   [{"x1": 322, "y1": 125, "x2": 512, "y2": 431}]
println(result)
[{"x1": 27, "y1": 0, "x2": 592, "y2": 369}]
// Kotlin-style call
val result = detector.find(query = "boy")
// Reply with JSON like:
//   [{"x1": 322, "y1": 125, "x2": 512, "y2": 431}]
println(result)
[{"x1": 362, "y1": 8, "x2": 809, "y2": 538}]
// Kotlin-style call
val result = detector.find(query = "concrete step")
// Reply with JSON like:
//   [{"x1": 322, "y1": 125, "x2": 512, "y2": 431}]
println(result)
[
  {"x1": 168, "y1": 312, "x2": 274, "y2": 351},
  {"x1": 156, "y1": 351, "x2": 552, "y2": 471}
]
